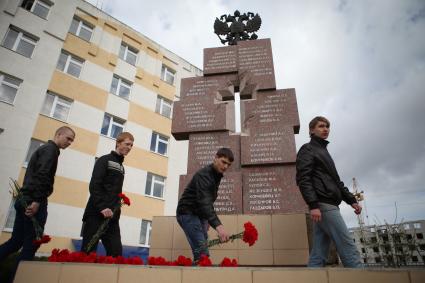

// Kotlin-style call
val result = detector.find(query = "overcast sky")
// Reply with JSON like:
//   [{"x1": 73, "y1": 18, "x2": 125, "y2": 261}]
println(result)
[{"x1": 87, "y1": 0, "x2": 425, "y2": 227}]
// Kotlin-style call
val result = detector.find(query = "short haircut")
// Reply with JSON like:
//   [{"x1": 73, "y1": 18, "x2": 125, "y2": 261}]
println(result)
[
  {"x1": 309, "y1": 116, "x2": 330, "y2": 137},
  {"x1": 55, "y1": 126, "x2": 75, "y2": 137},
  {"x1": 116, "y1": 132, "x2": 134, "y2": 144},
  {"x1": 216, "y1": 147, "x2": 234, "y2": 162}
]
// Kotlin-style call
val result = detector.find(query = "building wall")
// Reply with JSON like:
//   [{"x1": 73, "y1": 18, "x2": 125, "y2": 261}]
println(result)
[
  {"x1": 349, "y1": 220, "x2": 425, "y2": 266},
  {"x1": 0, "y1": 0, "x2": 200, "y2": 250}
]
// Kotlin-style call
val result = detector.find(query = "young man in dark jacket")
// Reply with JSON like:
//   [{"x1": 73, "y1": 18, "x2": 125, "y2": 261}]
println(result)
[
  {"x1": 176, "y1": 147, "x2": 233, "y2": 263},
  {"x1": 296, "y1": 116, "x2": 362, "y2": 267},
  {"x1": 81, "y1": 132, "x2": 134, "y2": 256},
  {"x1": 0, "y1": 126, "x2": 75, "y2": 281}
]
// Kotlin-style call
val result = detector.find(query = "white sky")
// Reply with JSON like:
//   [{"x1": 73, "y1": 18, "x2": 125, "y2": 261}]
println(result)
[{"x1": 87, "y1": 0, "x2": 425, "y2": 227}]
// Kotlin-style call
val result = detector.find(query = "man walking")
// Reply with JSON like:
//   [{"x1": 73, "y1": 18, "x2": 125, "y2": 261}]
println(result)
[
  {"x1": 81, "y1": 132, "x2": 134, "y2": 256},
  {"x1": 0, "y1": 126, "x2": 75, "y2": 281},
  {"x1": 296, "y1": 116, "x2": 362, "y2": 267},
  {"x1": 176, "y1": 148, "x2": 234, "y2": 263}
]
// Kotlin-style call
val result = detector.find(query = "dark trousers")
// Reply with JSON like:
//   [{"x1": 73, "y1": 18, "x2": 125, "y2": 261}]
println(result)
[
  {"x1": 176, "y1": 214, "x2": 209, "y2": 262},
  {"x1": 81, "y1": 215, "x2": 122, "y2": 257},
  {"x1": 0, "y1": 201, "x2": 48, "y2": 282}
]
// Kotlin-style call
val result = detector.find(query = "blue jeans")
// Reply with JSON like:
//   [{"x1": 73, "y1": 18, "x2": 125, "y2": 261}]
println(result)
[
  {"x1": 308, "y1": 203, "x2": 362, "y2": 268},
  {"x1": 176, "y1": 214, "x2": 209, "y2": 262},
  {"x1": 0, "y1": 200, "x2": 48, "y2": 282}
]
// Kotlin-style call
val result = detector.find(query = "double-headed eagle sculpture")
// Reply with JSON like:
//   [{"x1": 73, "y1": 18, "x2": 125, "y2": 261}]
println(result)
[{"x1": 214, "y1": 10, "x2": 262, "y2": 45}]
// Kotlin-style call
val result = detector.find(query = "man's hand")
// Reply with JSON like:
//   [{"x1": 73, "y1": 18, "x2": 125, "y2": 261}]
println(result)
[
  {"x1": 100, "y1": 208, "x2": 113, "y2": 218},
  {"x1": 25, "y1": 202, "x2": 40, "y2": 217},
  {"x1": 215, "y1": 224, "x2": 230, "y2": 243},
  {"x1": 351, "y1": 203, "x2": 362, "y2": 215},
  {"x1": 310, "y1": 208, "x2": 321, "y2": 222}
]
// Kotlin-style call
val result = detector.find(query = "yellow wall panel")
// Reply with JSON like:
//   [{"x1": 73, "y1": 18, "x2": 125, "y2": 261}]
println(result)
[
  {"x1": 128, "y1": 103, "x2": 172, "y2": 136},
  {"x1": 49, "y1": 71, "x2": 108, "y2": 110},
  {"x1": 121, "y1": 192, "x2": 164, "y2": 219},
  {"x1": 63, "y1": 34, "x2": 114, "y2": 71},
  {"x1": 124, "y1": 147, "x2": 168, "y2": 177},
  {"x1": 49, "y1": 176, "x2": 89, "y2": 208},
  {"x1": 32, "y1": 115, "x2": 99, "y2": 156}
]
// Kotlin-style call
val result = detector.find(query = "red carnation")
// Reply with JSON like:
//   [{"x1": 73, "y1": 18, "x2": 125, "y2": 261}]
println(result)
[
  {"x1": 174, "y1": 255, "x2": 192, "y2": 266},
  {"x1": 148, "y1": 256, "x2": 168, "y2": 266},
  {"x1": 242, "y1": 221, "x2": 258, "y2": 246},
  {"x1": 33, "y1": 234, "x2": 51, "y2": 247},
  {"x1": 198, "y1": 255, "x2": 212, "y2": 267},
  {"x1": 220, "y1": 257, "x2": 238, "y2": 267},
  {"x1": 118, "y1": 193, "x2": 131, "y2": 206}
]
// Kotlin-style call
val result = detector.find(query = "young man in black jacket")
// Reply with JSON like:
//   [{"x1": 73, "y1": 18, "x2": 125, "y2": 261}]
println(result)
[
  {"x1": 81, "y1": 132, "x2": 134, "y2": 256},
  {"x1": 296, "y1": 116, "x2": 362, "y2": 267},
  {"x1": 176, "y1": 147, "x2": 233, "y2": 263},
  {"x1": 0, "y1": 126, "x2": 75, "y2": 281}
]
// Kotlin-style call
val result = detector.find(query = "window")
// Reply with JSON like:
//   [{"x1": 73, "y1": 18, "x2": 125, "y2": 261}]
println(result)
[
  {"x1": 360, "y1": 238, "x2": 364, "y2": 243},
  {"x1": 24, "y1": 139, "x2": 45, "y2": 166},
  {"x1": 412, "y1": 256, "x2": 418, "y2": 262},
  {"x1": 155, "y1": 96, "x2": 173, "y2": 118},
  {"x1": 101, "y1": 114, "x2": 124, "y2": 139},
  {"x1": 417, "y1": 233, "x2": 424, "y2": 239},
  {"x1": 407, "y1": 234, "x2": 413, "y2": 240},
  {"x1": 361, "y1": 248, "x2": 365, "y2": 253},
  {"x1": 56, "y1": 51, "x2": 84, "y2": 78},
  {"x1": 21, "y1": 0, "x2": 51, "y2": 19},
  {"x1": 404, "y1": 224, "x2": 410, "y2": 230},
  {"x1": 370, "y1": 236, "x2": 377, "y2": 243},
  {"x1": 370, "y1": 227, "x2": 375, "y2": 233},
  {"x1": 414, "y1": 223, "x2": 421, "y2": 229},
  {"x1": 4, "y1": 200, "x2": 16, "y2": 230},
  {"x1": 420, "y1": 244, "x2": 425, "y2": 251},
  {"x1": 40, "y1": 92, "x2": 72, "y2": 122},
  {"x1": 373, "y1": 247, "x2": 379, "y2": 253},
  {"x1": 139, "y1": 219, "x2": 152, "y2": 246},
  {"x1": 374, "y1": 257, "x2": 382, "y2": 263},
  {"x1": 161, "y1": 65, "x2": 175, "y2": 85},
  {"x1": 110, "y1": 75, "x2": 131, "y2": 99},
  {"x1": 145, "y1": 173, "x2": 165, "y2": 198},
  {"x1": 69, "y1": 17, "x2": 93, "y2": 42},
  {"x1": 119, "y1": 43, "x2": 138, "y2": 65},
  {"x1": 0, "y1": 73, "x2": 22, "y2": 104},
  {"x1": 2, "y1": 26, "x2": 37, "y2": 58},
  {"x1": 150, "y1": 132, "x2": 169, "y2": 155}
]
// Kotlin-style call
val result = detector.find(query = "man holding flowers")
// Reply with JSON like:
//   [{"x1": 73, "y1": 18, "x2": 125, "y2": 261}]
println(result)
[
  {"x1": 0, "y1": 126, "x2": 75, "y2": 282},
  {"x1": 176, "y1": 148, "x2": 234, "y2": 263},
  {"x1": 81, "y1": 132, "x2": 134, "y2": 257}
]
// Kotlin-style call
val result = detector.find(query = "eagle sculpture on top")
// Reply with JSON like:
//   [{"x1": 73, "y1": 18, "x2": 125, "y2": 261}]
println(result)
[{"x1": 214, "y1": 10, "x2": 262, "y2": 45}]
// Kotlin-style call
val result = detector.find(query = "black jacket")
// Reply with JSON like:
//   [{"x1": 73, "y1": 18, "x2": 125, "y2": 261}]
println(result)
[
  {"x1": 176, "y1": 164, "x2": 223, "y2": 229},
  {"x1": 21, "y1": 140, "x2": 60, "y2": 203},
  {"x1": 83, "y1": 151, "x2": 125, "y2": 221},
  {"x1": 296, "y1": 135, "x2": 357, "y2": 209}
]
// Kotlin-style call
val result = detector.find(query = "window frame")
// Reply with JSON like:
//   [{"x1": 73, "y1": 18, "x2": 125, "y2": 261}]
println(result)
[
  {"x1": 30, "y1": 0, "x2": 51, "y2": 19},
  {"x1": 3, "y1": 199, "x2": 16, "y2": 232},
  {"x1": 145, "y1": 172, "x2": 166, "y2": 199},
  {"x1": 23, "y1": 139, "x2": 45, "y2": 167},
  {"x1": 155, "y1": 95, "x2": 173, "y2": 118},
  {"x1": 150, "y1": 132, "x2": 169, "y2": 156},
  {"x1": 40, "y1": 92, "x2": 73, "y2": 122},
  {"x1": 139, "y1": 219, "x2": 152, "y2": 247},
  {"x1": 110, "y1": 75, "x2": 132, "y2": 100},
  {"x1": 57, "y1": 51, "x2": 84, "y2": 78},
  {"x1": 0, "y1": 73, "x2": 22, "y2": 105},
  {"x1": 119, "y1": 43, "x2": 138, "y2": 65},
  {"x1": 69, "y1": 17, "x2": 94, "y2": 42},
  {"x1": 101, "y1": 113, "x2": 125, "y2": 139},
  {"x1": 2, "y1": 26, "x2": 38, "y2": 58},
  {"x1": 161, "y1": 65, "x2": 176, "y2": 85}
]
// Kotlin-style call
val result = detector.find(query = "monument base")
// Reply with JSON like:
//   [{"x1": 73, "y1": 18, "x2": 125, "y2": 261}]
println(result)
[{"x1": 150, "y1": 213, "x2": 312, "y2": 266}]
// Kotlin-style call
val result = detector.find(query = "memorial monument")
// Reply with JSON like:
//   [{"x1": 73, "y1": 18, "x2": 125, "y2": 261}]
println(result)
[{"x1": 150, "y1": 11, "x2": 311, "y2": 265}]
